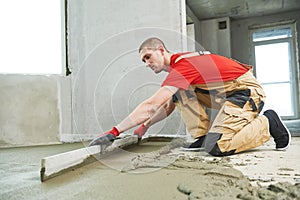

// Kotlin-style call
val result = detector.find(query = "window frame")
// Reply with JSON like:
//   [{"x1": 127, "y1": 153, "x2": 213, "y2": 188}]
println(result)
[{"x1": 250, "y1": 23, "x2": 299, "y2": 119}]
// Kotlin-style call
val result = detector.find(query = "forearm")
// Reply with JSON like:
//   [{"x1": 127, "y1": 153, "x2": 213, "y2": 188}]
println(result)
[
  {"x1": 144, "y1": 98, "x2": 175, "y2": 127},
  {"x1": 116, "y1": 86, "x2": 178, "y2": 133},
  {"x1": 116, "y1": 101, "x2": 159, "y2": 132}
]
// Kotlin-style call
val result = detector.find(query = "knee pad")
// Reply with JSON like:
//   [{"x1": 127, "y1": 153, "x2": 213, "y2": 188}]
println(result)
[
  {"x1": 204, "y1": 132, "x2": 236, "y2": 156},
  {"x1": 206, "y1": 144, "x2": 236, "y2": 157}
]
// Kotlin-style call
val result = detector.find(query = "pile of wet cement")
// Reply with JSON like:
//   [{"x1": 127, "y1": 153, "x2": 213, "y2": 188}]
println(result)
[
  {"x1": 173, "y1": 157, "x2": 300, "y2": 199},
  {"x1": 121, "y1": 139, "x2": 300, "y2": 199}
]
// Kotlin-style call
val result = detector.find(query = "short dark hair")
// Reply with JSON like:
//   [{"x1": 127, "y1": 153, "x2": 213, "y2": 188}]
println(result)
[{"x1": 138, "y1": 37, "x2": 169, "y2": 53}]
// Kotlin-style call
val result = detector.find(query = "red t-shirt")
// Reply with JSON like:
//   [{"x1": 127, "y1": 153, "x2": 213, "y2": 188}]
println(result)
[{"x1": 162, "y1": 53, "x2": 249, "y2": 90}]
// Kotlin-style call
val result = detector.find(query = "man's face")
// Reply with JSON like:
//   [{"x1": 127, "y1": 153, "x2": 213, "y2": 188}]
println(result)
[{"x1": 140, "y1": 47, "x2": 165, "y2": 74}]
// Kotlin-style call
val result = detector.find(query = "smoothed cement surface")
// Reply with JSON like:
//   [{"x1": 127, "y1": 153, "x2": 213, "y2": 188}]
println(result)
[{"x1": 1, "y1": 138, "x2": 300, "y2": 200}]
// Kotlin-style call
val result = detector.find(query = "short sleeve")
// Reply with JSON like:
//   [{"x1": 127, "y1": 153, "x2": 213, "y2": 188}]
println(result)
[{"x1": 162, "y1": 68, "x2": 190, "y2": 90}]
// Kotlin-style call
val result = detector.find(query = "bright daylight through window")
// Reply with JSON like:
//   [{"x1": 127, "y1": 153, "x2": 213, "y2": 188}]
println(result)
[
  {"x1": 252, "y1": 25, "x2": 297, "y2": 118},
  {"x1": 0, "y1": 0, "x2": 62, "y2": 74}
]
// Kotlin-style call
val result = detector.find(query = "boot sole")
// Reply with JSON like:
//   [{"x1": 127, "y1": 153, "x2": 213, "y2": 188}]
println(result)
[
  {"x1": 275, "y1": 116, "x2": 291, "y2": 151},
  {"x1": 180, "y1": 147, "x2": 204, "y2": 151}
]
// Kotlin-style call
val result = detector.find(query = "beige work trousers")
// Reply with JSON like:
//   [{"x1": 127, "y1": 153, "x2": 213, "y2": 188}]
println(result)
[{"x1": 175, "y1": 70, "x2": 270, "y2": 154}]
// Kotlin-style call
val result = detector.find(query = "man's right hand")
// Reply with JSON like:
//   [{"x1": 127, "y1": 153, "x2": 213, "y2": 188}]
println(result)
[
  {"x1": 88, "y1": 127, "x2": 120, "y2": 147},
  {"x1": 133, "y1": 124, "x2": 149, "y2": 139}
]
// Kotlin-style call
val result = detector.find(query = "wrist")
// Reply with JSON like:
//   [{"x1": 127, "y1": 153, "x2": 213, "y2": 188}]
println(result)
[
  {"x1": 110, "y1": 127, "x2": 121, "y2": 137},
  {"x1": 141, "y1": 124, "x2": 149, "y2": 129}
]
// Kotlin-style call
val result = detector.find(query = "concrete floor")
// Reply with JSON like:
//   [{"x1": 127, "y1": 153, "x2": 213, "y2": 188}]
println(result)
[
  {"x1": 229, "y1": 137, "x2": 300, "y2": 186},
  {"x1": 0, "y1": 137, "x2": 299, "y2": 199}
]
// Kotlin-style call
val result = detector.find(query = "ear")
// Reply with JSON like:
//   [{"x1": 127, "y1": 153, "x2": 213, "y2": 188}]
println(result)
[{"x1": 157, "y1": 45, "x2": 165, "y2": 55}]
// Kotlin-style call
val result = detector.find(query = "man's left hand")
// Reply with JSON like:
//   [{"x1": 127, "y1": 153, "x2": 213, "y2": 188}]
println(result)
[{"x1": 88, "y1": 127, "x2": 120, "y2": 147}]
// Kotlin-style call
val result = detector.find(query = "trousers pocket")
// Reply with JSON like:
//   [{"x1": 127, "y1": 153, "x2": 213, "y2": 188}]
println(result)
[
  {"x1": 222, "y1": 104, "x2": 254, "y2": 134},
  {"x1": 226, "y1": 89, "x2": 250, "y2": 108}
]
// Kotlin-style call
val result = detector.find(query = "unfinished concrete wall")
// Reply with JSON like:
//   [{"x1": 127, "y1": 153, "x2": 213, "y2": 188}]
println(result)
[
  {"x1": 231, "y1": 10, "x2": 300, "y2": 65},
  {"x1": 68, "y1": 0, "x2": 187, "y2": 140},
  {"x1": 199, "y1": 17, "x2": 231, "y2": 57},
  {"x1": 0, "y1": 75, "x2": 61, "y2": 147},
  {"x1": 0, "y1": 74, "x2": 72, "y2": 147},
  {"x1": 186, "y1": 5, "x2": 202, "y2": 51}
]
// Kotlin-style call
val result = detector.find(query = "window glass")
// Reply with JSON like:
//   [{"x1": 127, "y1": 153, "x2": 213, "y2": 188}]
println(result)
[
  {"x1": 255, "y1": 42, "x2": 290, "y2": 83},
  {"x1": 262, "y1": 83, "x2": 294, "y2": 116},
  {"x1": 252, "y1": 27, "x2": 291, "y2": 42},
  {"x1": 252, "y1": 25, "x2": 296, "y2": 118}
]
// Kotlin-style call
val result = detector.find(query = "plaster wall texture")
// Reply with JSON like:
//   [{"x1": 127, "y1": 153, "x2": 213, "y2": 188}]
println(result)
[
  {"x1": 0, "y1": 75, "x2": 61, "y2": 147},
  {"x1": 68, "y1": 0, "x2": 187, "y2": 137},
  {"x1": 199, "y1": 17, "x2": 231, "y2": 57},
  {"x1": 231, "y1": 10, "x2": 300, "y2": 65}
]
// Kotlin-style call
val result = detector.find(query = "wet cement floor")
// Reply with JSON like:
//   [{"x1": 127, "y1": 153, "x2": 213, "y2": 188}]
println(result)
[{"x1": 1, "y1": 138, "x2": 300, "y2": 200}]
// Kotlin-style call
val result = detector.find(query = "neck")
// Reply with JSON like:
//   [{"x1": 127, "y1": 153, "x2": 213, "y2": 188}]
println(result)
[
  {"x1": 161, "y1": 52, "x2": 172, "y2": 72},
  {"x1": 165, "y1": 52, "x2": 172, "y2": 64},
  {"x1": 163, "y1": 52, "x2": 173, "y2": 71}
]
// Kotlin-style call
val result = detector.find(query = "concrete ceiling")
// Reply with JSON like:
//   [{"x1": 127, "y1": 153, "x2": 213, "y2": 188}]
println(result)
[{"x1": 186, "y1": 0, "x2": 300, "y2": 21}]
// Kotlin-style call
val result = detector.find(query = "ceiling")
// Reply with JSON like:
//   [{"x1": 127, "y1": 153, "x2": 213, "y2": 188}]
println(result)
[{"x1": 186, "y1": 0, "x2": 300, "y2": 21}]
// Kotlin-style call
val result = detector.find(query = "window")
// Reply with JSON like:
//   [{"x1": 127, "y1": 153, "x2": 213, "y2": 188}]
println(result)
[
  {"x1": 0, "y1": 0, "x2": 64, "y2": 74},
  {"x1": 251, "y1": 24, "x2": 298, "y2": 119}
]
